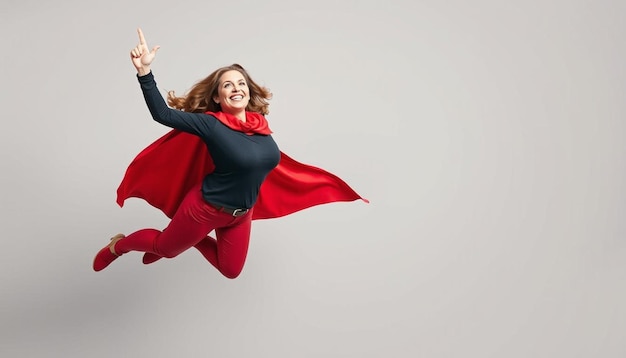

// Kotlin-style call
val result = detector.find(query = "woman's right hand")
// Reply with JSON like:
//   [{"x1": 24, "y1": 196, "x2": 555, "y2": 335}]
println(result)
[{"x1": 130, "y1": 28, "x2": 160, "y2": 76}]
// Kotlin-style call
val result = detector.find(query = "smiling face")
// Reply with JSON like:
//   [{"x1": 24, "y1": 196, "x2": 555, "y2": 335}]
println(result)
[{"x1": 213, "y1": 70, "x2": 250, "y2": 115}]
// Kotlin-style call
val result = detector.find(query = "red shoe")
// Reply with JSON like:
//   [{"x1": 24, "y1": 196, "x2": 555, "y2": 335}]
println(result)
[
  {"x1": 142, "y1": 252, "x2": 162, "y2": 265},
  {"x1": 93, "y1": 234, "x2": 125, "y2": 272}
]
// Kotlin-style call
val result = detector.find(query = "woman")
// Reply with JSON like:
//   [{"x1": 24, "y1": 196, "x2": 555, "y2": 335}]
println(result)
[{"x1": 93, "y1": 28, "x2": 366, "y2": 278}]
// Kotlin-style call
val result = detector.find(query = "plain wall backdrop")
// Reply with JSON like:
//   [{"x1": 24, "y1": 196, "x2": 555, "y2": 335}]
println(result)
[{"x1": 1, "y1": 0, "x2": 625, "y2": 357}]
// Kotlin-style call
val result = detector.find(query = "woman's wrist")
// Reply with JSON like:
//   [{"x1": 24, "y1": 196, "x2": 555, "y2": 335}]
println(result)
[{"x1": 137, "y1": 67, "x2": 151, "y2": 76}]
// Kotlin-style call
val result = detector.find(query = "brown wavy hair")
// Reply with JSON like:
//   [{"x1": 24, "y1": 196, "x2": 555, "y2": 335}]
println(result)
[{"x1": 166, "y1": 64, "x2": 272, "y2": 115}]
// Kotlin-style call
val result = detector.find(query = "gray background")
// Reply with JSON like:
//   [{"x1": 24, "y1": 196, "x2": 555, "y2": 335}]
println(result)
[{"x1": 1, "y1": 0, "x2": 624, "y2": 357}]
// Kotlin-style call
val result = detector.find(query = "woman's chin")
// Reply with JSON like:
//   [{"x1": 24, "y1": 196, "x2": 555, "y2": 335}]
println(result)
[{"x1": 222, "y1": 105, "x2": 247, "y2": 114}]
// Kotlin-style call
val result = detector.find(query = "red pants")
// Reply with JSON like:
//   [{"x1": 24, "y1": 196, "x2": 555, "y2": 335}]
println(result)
[{"x1": 115, "y1": 184, "x2": 253, "y2": 278}]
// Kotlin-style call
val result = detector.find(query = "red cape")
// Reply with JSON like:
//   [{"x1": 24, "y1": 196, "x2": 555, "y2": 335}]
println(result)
[{"x1": 116, "y1": 129, "x2": 368, "y2": 220}]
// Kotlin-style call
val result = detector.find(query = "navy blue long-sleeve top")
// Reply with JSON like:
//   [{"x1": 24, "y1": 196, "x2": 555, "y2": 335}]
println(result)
[{"x1": 138, "y1": 72, "x2": 280, "y2": 209}]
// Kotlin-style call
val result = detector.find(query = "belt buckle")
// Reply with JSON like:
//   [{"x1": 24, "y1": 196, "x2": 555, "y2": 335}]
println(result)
[{"x1": 231, "y1": 208, "x2": 247, "y2": 217}]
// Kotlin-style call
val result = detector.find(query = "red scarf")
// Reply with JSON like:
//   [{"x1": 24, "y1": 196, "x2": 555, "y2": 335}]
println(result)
[
  {"x1": 116, "y1": 112, "x2": 368, "y2": 220},
  {"x1": 206, "y1": 110, "x2": 272, "y2": 135}
]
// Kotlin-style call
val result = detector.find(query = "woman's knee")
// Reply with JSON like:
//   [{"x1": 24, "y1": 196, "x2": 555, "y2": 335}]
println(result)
[
  {"x1": 220, "y1": 266, "x2": 243, "y2": 279},
  {"x1": 153, "y1": 230, "x2": 197, "y2": 258},
  {"x1": 153, "y1": 241, "x2": 185, "y2": 259}
]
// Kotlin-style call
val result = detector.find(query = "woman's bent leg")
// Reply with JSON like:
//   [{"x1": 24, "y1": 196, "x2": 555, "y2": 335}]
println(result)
[
  {"x1": 193, "y1": 210, "x2": 253, "y2": 279},
  {"x1": 93, "y1": 185, "x2": 231, "y2": 271}
]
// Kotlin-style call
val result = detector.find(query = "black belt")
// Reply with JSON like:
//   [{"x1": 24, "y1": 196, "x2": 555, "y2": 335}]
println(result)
[{"x1": 209, "y1": 203, "x2": 249, "y2": 217}]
